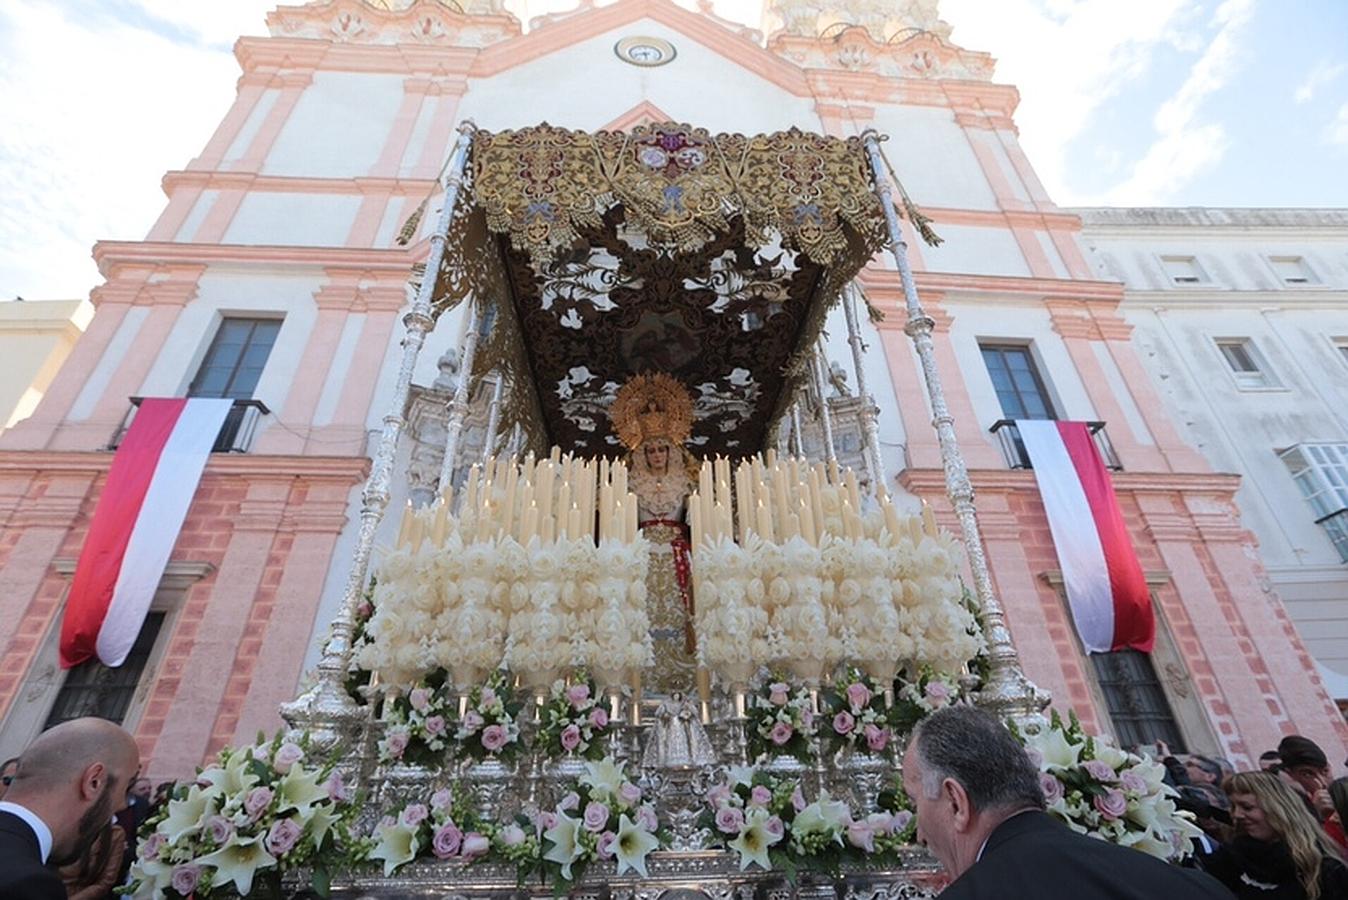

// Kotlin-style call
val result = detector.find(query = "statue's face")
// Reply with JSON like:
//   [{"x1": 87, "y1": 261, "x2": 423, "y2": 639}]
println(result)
[{"x1": 644, "y1": 441, "x2": 671, "y2": 471}]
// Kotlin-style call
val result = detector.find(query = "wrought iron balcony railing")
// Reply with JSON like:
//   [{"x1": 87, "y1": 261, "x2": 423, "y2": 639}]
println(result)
[
  {"x1": 988, "y1": 419, "x2": 1122, "y2": 471},
  {"x1": 1315, "y1": 508, "x2": 1348, "y2": 563},
  {"x1": 108, "y1": 397, "x2": 270, "y2": 454}
]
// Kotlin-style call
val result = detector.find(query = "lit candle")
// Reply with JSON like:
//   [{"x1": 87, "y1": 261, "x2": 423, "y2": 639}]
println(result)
[
  {"x1": 396, "y1": 499, "x2": 413, "y2": 548},
  {"x1": 522, "y1": 502, "x2": 539, "y2": 544},
  {"x1": 922, "y1": 499, "x2": 938, "y2": 537},
  {"x1": 626, "y1": 496, "x2": 638, "y2": 543},
  {"x1": 845, "y1": 467, "x2": 862, "y2": 513},
  {"x1": 431, "y1": 498, "x2": 448, "y2": 547}
]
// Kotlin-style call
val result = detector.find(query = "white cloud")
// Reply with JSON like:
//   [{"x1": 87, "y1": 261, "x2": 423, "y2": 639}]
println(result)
[
  {"x1": 1295, "y1": 59, "x2": 1346, "y2": 105},
  {"x1": 0, "y1": 2, "x2": 270, "y2": 300},
  {"x1": 941, "y1": 0, "x2": 1201, "y2": 204},
  {"x1": 1099, "y1": 0, "x2": 1256, "y2": 204},
  {"x1": 1327, "y1": 103, "x2": 1348, "y2": 148}
]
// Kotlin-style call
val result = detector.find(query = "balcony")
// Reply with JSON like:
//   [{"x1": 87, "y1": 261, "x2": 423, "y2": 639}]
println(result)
[
  {"x1": 989, "y1": 420, "x2": 1122, "y2": 471},
  {"x1": 109, "y1": 398, "x2": 270, "y2": 454},
  {"x1": 1315, "y1": 509, "x2": 1348, "y2": 563}
]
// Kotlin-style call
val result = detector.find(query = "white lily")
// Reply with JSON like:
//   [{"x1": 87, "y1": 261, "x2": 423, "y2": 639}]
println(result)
[
  {"x1": 728, "y1": 808, "x2": 773, "y2": 871},
  {"x1": 369, "y1": 821, "x2": 419, "y2": 876},
  {"x1": 542, "y1": 813, "x2": 585, "y2": 880},
  {"x1": 199, "y1": 752, "x2": 259, "y2": 800},
  {"x1": 276, "y1": 765, "x2": 329, "y2": 818},
  {"x1": 129, "y1": 857, "x2": 173, "y2": 898},
  {"x1": 196, "y1": 836, "x2": 277, "y2": 896},
  {"x1": 579, "y1": 757, "x2": 626, "y2": 803},
  {"x1": 613, "y1": 813, "x2": 659, "y2": 878},
  {"x1": 1029, "y1": 726, "x2": 1082, "y2": 770},
  {"x1": 792, "y1": 789, "x2": 849, "y2": 842},
  {"x1": 726, "y1": 764, "x2": 756, "y2": 788},
  {"x1": 307, "y1": 804, "x2": 339, "y2": 850},
  {"x1": 160, "y1": 785, "x2": 214, "y2": 844}
]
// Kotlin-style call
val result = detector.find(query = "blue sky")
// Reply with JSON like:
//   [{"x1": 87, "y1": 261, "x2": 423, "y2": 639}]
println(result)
[{"x1": 0, "y1": 0, "x2": 1345, "y2": 300}]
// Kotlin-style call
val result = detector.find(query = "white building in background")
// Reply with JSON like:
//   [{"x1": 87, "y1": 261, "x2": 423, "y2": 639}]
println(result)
[
  {"x1": 1077, "y1": 207, "x2": 1348, "y2": 703},
  {"x1": 0, "y1": 298, "x2": 94, "y2": 431}
]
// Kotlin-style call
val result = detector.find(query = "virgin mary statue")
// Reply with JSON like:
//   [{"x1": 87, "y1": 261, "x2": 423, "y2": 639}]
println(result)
[{"x1": 609, "y1": 373, "x2": 699, "y2": 695}]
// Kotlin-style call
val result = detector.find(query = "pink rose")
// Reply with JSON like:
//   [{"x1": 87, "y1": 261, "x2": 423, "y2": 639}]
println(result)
[
  {"x1": 539, "y1": 811, "x2": 558, "y2": 830},
  {"x1": 273, "y1": 742, "x2": 304, "y2": 774},
  {"x1": 863, "y1": 723, "x2": 890, "y2": 752},
  {"x1": 432, "y1": 821, "x2": 463, "y2": 858},
  {"x1": 430, "y1": 788, "x2": 454, "y2": 810},
  {"x1": 770, "y1": 722, "x2": 793, "y2": 745},
  {"x1": 636, "y1": 804, "x2": 659, "y2": 832},
  {"x1": 801, "y1": 709, "x2": 815, "y2": 731},
  {"x1": 566, "y1": 683, "x2": 591, "y2": 709},
  {"x1": 559, "y1": 791, "x2": 580, "y2": 811},
  {"x1": 265, "y1": 818, "x2": 303, "y2": 856},
  {"x1": 383, "y1": 730, "x2": 409, "y2": 759},
  {"x1": 498, "y1": 823, "x2": 527, "y2": 847},
  {"x1": 715, "y1": 806, "x2": 745, "y2": 834},
  {"x1": 845, "y1": 682, "x2": 872, "y2": 711},
  {"x1": 1026, "y1": 747, "x2": 1044, "y2": 768},
  {"x1": 461, "y1": 710, "x2": 485, "y2": 732},
  {"x1": 589, "y1": 707, "x2": 609, "y2": 729},
  {"x1": 867, "y1": 812, "x2": 895, "y2": 835},
  {"x1": 892, "y1": 810, "x2": 914, "y2": 834},
  {"x1": 139, "y1": 833, "x2": 165, "y2": 861},
  {"x1": 170, "y1": 865, "x2": 202, "y2": 895},
  {"x1": 481, "y1": 724, "x2": 508, "y2": 752},
  {"x1": 1094, "y1": 788, "x2": 1127, "y2": 821},
  {"x1": 560, "y1": 724, "x2": 582, "y2": 753},
  {"x1": 597, "y1": 831, "x2": 617, "y2": 860},
  {"x1": 409, "y1": 687, "x2": 432, "y2": 713},
  {"x1": 924, "y1": 680, "x2": 951, "y2": 708},
  {"x1": 1119, "y1": 771, "x2": 1147, "y2": 794},
  {"x1": 400, "y1": 804, "x2": 429, "y2": 827},
  {"x1": 768, "y1": 682, "x2": 789, "y2": 706},
  {"x1": 205, "y1": 815, "x2": 234, "y2": 845},
  {"x1": 1040, "y1": 773, "x2": 1064, "y2": 805},
  {"x1": 619, "y1": 782, "x2": 642, "y2": 805},
  {"x1": 749, "y1": 785, "x2": 772, "y2": 808},
  {"x1": 764, "y1": 815, "x2": 785, "y2": 842},
  {"x1": 583, "y1": 801, "x2": 610, "y2": 832},
  {"x1": 479, "y1": 686, "x2": 497, "y2": 707},
  {"x1": 244, "y1": 786, "x2": 273, "y2": 820},
  {"x1": 1083, "y1": 759, "x2": 1117, "y2": 782},
  {"x1": 356, "y1": 600, "x2": 373, "y2": 619},
  {"x1": 846, "y1": 820, "x2": 875, "y2": 853},
  {"x1": 833, "y1": 712, "x2": 856, "y2": 735},
  {"x1": 326, "y1": 771, "x2": 352, "y2": 803},
  {"x1": 707, "y1": 783, "x2": 732, "y2": 808},
  {"x1": 791, "y1": 785, "x2": 807, "y2": 813},
  {"x1": 425, "y1": 715, "x2": 446, "y2": 737},
  {"x1": 462, "y1": 832, "x2": 490, "y2": 858}
]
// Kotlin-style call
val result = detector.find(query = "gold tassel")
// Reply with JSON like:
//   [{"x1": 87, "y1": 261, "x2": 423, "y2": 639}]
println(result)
[
  {"x1": 866, "y1": 297, "x2": 885, "y2": 323},
  {"x1": 396, "y1": 195, "x2": 430, "y2": 246},
  {"x1": 880, "y1": 145, "x2": 944, "y2": 247}
]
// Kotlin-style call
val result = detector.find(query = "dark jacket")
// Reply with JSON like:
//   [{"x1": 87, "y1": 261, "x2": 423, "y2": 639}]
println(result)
[
  {"x1": 1204, "y1": 835, "x2": 1348, "y2": 899},
  {"x1": 939, "y1": 810, "x2": 1234, "y2": 899},
  {"x1": 0, "y1": 809, "x2": 65, "y2": 900}
]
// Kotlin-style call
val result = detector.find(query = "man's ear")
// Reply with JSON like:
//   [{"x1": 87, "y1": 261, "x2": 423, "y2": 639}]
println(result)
[
  {"x1": 79, "y1": 761, "x2": 107, "y2": 801},
  {"x1": 942, "y1": 777, "x2": 974, "y2": 832}
]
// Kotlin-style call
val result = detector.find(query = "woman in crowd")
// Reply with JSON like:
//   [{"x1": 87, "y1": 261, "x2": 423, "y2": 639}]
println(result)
[
  {"x1": 1205, "y1": 771, "x2": 1348, "y2": 899},
  {"x1": 58, "y1": 819, "x2": 125, "y2": 900},
  {"x1": 1327, "y1": 777, "x2": 1348, "y2": 852}
]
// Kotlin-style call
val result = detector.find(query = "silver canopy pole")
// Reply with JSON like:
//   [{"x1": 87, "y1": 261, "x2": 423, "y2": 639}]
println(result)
[
  {"x1": 282, "y1": 121, "x2": 477, "y2": 743},
  {"x1": 860, "y1": 130, "x2": 1046, "y2": 722},
  {"x1": 812, "y1": 341, "x2": 838, "y2": 465},
  {"x1": 438, "y1": 298, "x2": 485, "y2": 492},
  {"x1": 842, "y1": 283, "x2": 887, "y2": 499}
]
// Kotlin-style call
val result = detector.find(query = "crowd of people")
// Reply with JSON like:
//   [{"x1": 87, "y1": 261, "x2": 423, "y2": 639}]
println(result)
[{"x1": 2, "y1": 712, "x2": 1348, "y2": 898}]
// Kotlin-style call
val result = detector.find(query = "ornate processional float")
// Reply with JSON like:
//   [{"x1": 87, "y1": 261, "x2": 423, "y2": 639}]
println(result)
[{"x1": 266, "y1": 121, "x2": 1053, "y2": 898}]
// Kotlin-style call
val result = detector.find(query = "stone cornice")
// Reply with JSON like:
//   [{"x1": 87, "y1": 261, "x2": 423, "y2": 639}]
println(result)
[
  {"x1": 52, "y1": 558, "x2": 215, "y2": 588},
  {"x1": 92, "y1": 240, "x2": 420, "y2": 278},
  {"x1": 161, "y1": 169, "x2": 437, "y2": 197},
  {"x1": 1121, "y1": 289, "x2": 1348, "y2": 310},
  {"x1": 0, "y1": 451, "x2": 370, "y2": 481},
  {"x1": 900, "y1": 468, "x2": 1241, "y2": 495},
  {"x1": 236, "y1": 36, "x2": 480, "y2": 78},
  {"x1": 859, "y1": 269, "x2": 1124, "y2": 303}
]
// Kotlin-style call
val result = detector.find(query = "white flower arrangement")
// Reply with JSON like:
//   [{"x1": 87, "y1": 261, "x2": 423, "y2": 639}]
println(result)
[
  {"x1": 1015, "y1": 710, "x2": 1204, "y2": 862},
  {"x1": 365, "y1": 786, "x2": 498, "y2": 877},
  {"x1": 821, "y1": 668, "x2": 897, "y2": 756},
  {"x1": 453, "y1": 672, "x2": 524, "y2": 761},
  {"x1": 537, "y1": 673, "x2": 613, "y2": 760},
  {"x1": 538, "y1": 757, "x2": 664, "y2": 885},
  {"x1": 700, "y1": 768, "x2": 917, "y2": 872},
  {"x1": 127, "y1": 733, "x2": 357, "y2": 898},
  {"x1": 892, "y1": 667, "x2": 964, "y2": 733},
  {"x1": 376, "y1": 679, "x2": 455, "y2": 766},
  {"x1": 747, "y1": 678, "x2": 817, "y2": 764}
]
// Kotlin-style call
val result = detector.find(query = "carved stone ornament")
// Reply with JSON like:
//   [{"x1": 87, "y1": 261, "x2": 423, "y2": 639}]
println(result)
[
  {"x1": 267, "y1": 0, "x2": 520, "y2": 47},
  {"x1": 767, "y1": 21, "x2": 994, "y2": 81}
]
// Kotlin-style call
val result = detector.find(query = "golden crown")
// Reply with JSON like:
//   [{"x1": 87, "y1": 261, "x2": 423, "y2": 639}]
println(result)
[{"x1": 609, "y1": 372, "x2": 694, "y2": 451}]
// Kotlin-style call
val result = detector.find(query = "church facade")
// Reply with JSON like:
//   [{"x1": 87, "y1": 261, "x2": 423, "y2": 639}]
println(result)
[{"x1": 1, "y1": 0, "x2": 1344, "y2": 778}]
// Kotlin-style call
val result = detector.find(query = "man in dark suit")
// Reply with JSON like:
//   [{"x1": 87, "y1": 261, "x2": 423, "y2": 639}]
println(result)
[
  {"x1": 0, "y1": 717, "x2": 140, "y2": 900},
  {"x1": 901, "y1": 706, "x2": 1233, "y2": 899}
]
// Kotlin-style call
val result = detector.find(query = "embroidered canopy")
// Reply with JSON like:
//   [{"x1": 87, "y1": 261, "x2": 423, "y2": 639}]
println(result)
[{"x1": 425, "y1": 122, "x2": 897, "y2": 458}]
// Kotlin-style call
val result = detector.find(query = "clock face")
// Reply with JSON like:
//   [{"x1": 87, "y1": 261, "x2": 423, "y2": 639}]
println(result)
[{"x1": 615, "y1": 36, "x2": 676, "y2": 67}]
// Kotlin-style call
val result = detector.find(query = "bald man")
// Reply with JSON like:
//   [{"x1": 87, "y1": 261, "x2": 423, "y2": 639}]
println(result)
[{"x1": 0, "y1": 718, "x2": 140, "y2": 900}]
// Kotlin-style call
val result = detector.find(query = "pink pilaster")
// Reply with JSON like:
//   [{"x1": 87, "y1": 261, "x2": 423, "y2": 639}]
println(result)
[
  {"x1": 191, "y1": 72, "x2": 273, "y2": 171},
  {"x1": 231, "y1": 72, "x2": 313, "y2": 173},
  {"x1": 374, "y1": 77, "x2": 434, "y2": 178},
  {"x1": 1102, "y1": 336, "x2": 1210, "y2": 472},
  {"x1": 145, "y1": 182, "x2": 206, "y2": 242},
  {"x1": 411, "y1": 82, "x2": 464, "y2": 179}
]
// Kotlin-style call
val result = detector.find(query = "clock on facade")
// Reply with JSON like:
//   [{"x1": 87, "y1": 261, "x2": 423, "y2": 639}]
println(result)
[{"x1": 614, "y1": 36, "x2": 676, "y2": 67}]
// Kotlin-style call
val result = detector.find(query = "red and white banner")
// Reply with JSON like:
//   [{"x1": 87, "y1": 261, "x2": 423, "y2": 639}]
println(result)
[
  {"x1": 1016, "y1": 420, "x2": 1154, "y2": 654},
  {"x1": 60, "y1": 398, "x2": 232, "y2": 668}
]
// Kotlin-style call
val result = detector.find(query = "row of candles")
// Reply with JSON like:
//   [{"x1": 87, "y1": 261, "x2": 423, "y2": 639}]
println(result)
[
  {"x1": 394, "y1": 447, "x2": 643, "y2": 548},
  {"x1": 687, "y1": 450, "x2": 939, "y2": 550}
]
